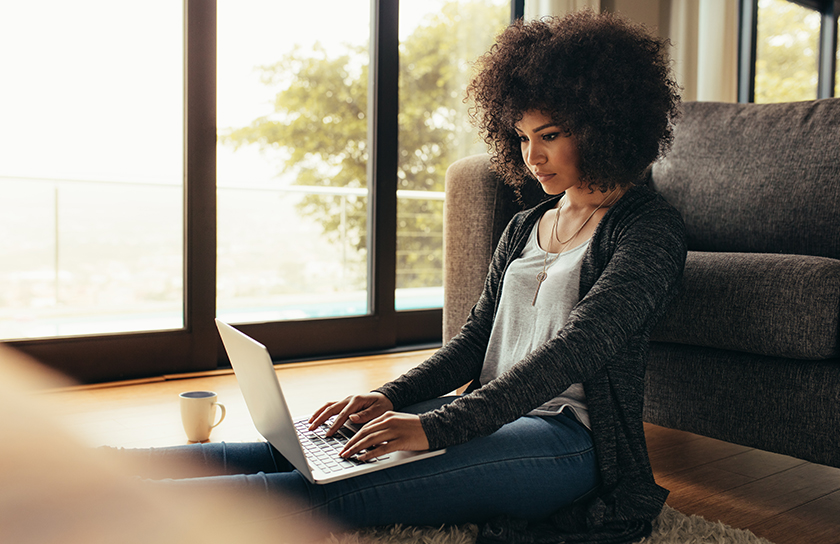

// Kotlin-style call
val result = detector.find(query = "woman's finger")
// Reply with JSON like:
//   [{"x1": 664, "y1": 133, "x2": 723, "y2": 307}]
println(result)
[
  {"x1": 355, "y1": 441, "x2": 400, "y2": 462},
  {"x1": 340, "y1": 412, "x2": 429, "y2": 458},
  {"x1": 321, "y1": 394, "x2": 379, "y2": 435},
  {"x1": 340, "y1": 415, "x2": 390, "y2": 455},
  {"x1": 346, "y1": 396, "x2": 391, "y2": 426},
  {"x1": 340, "y1": 427, "x2": 394, "y2": 459},
  {"x1": 308, "y1": 399, "x2": 348, "y2": 430},
  {"x1": 308, "y1": 393, "x2": 394, "y2": 435},
  {"x1": 326, "y1": 402, "x2": 364, "y2": 436},
  {"x1": 308, "y1": 401, "x2": 338, "y2": 425},
  {"x1": 347, "y1": 405, "x2": 379, "y2": 425}
]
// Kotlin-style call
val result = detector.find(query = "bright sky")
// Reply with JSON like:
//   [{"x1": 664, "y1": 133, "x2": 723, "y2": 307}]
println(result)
[
  {"x1": 0, "y1": 0, "x2": 502, "y2": 338},
  {"x1": 0, "y1": 0, "x2": 455, "y2": 187},
  {"x1": 0, "y1": 1, "x2": 183, "y2": 184}
]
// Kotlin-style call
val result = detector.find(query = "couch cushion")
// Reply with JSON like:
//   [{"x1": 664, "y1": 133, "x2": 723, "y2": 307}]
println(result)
[
  {"x1": 650, "y1": 251, "x2": 840, "y2": 359},
  {"x1": 650, "y1": 99, "x2": 840, "y2": 259}
]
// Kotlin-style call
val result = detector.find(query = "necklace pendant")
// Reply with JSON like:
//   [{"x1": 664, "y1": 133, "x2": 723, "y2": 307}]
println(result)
[{"x1": 533, "y1": 270, "x2": 548, "y2": 306}]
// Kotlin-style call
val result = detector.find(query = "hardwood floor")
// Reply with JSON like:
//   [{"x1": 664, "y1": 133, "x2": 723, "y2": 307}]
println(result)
[
  {"x1": 645, "y1": 423, "x2": 840, "y2": 544},
  {"x1": 44, "y1": 350, "x2": 840, "y2": 544}
]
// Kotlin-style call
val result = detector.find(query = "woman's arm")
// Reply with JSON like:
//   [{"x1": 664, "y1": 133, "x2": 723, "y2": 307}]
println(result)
[
  {"x1": 306, "y1": 211, "x2": 528, "y2": 446},
  {"x1": 418, "y1": 200, "x2": 687, "y2": 450},
  {"x1": 373, "y1": 212, "x2": 529, "y2": 409}
]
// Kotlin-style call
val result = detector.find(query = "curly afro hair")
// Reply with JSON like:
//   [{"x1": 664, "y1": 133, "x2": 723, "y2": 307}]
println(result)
[{"x1": 467, "y1": 10, "x2": 681, "y2": 204}]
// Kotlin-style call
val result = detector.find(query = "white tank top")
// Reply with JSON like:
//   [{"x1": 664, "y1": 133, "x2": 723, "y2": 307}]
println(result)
[{"x1": 479, "y1": 220, "x2": 591, "y2": 429}]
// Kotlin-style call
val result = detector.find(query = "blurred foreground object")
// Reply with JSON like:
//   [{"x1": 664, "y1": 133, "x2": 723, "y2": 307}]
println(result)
[{"x1": 0, "y1": 344, "x2": 334, "y2": 544}]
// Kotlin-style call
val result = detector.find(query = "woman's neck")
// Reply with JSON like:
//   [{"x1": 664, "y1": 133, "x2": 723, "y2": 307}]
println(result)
[{"x1": 560, "y1": 184, "x2": 626, "y2": 211}]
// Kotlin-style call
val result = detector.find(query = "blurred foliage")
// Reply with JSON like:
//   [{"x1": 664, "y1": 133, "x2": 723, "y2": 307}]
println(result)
[
  {"x1": 755, "y1": 0, "x2": 822, "y2": 103},
  {"x1": 222, "y1": 1, "x2": 507, "y2": 289},
  {"x1": 395, "y1": 2, "x2": 508, "y2": 288}
]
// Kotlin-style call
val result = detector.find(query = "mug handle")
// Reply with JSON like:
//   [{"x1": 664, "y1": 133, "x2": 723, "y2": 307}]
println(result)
[{"x1": 211, "y1": 402, "x2": 226, "y2": 428}]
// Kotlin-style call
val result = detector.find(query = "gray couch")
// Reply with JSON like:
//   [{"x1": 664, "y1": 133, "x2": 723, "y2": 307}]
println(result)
[{"x1": 443, "y1": 99, "x2": 840, "y2": 468}]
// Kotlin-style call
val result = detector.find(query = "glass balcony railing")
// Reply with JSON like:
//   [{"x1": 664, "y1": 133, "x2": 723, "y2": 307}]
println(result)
[{"x1": 0, "y1": 175, "x2": 444, "y2": 340}]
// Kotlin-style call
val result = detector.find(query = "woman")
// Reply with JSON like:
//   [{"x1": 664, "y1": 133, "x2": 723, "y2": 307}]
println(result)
[{"x1": 123, "y1": 11, "x2": 685, "y2": 543}]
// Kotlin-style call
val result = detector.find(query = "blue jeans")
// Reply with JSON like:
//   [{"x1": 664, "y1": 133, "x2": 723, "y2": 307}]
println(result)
[{"x1": 126, "y1": 398, "x2": 599, "y2": 528}]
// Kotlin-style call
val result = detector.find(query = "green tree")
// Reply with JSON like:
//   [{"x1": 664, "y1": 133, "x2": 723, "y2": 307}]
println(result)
[
  {"x1": 224, "y1": 42, "x2": 369, "y2": 289},
  {"x1": 395, "y1": 3, "x2": 508, "y2": 288},
  {"x1": 222, "y1": 1, "x2": 508, "y2": 290},
  {"x1": 755, "y1": 0, "x2": 822, "y2": 103}
]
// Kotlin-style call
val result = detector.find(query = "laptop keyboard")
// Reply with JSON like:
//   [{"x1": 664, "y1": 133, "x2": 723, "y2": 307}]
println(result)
[{"x1": 294, "y1": 417, "x2": 388, "y2": 474}]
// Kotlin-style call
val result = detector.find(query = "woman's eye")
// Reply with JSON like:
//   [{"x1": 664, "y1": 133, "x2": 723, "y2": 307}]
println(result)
[
  {"x1": 543, "y1": 132, "x2": 559, "y2": 141},
  {"x1": 517, "y1": 135, "x2": 528, "y2": 143}
]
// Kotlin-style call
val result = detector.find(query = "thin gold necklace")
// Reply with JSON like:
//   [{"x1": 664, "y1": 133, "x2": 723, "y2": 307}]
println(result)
[
  {"x1": 532, "y1": 198, "x2": 565, "y2": 306},
  {"x1": 532, "y1": 189, "x2": 618, "y2": 306}
]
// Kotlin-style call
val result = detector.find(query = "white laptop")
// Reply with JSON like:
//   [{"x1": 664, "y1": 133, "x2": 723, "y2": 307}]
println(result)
[{"x1": 215, "y1": 319, "x2": 445, "y2": 484}]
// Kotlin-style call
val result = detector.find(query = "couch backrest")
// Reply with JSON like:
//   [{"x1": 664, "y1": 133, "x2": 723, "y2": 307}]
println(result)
[{"x1": 649, "y1": 99, "x2": 840, "y2": 259}]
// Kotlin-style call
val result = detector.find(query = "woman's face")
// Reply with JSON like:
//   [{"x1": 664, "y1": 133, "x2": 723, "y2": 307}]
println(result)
[{"x1": 514, "y1": 110, "x2": 582, "y2": 195}]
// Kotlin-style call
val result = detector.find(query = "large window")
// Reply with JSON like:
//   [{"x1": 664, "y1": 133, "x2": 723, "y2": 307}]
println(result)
[
  {"x1": 215, "y1": 1, "x2": 509, "y2": 322},
  {"x1": 755, "y1": 0, "x2": 822, "y2": 101},
  {"x1": 741, "y1": 0, "x2": 838, "y2": 102},
  {"x1": 216, "y1": 0, "x2": 371, "y2": 324},
  {"x1": 396, "y1": 1, "x2": 509, "y2": 310},
  {"x1": 0, "y1": 2, "x2": 184, "y2": 341},
  {"x1": 2, "y1": 1, "x2": 515, "y2": 383}
]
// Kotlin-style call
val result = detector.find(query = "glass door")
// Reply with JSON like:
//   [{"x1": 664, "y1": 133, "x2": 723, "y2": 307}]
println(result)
[
  {"x1": 755, "y1": 0, "x2": 822, "y2": 102},
  {"x1": 216, "y1": 0, "x2": 371, "y2": 324},
  {"x1": 0, "y1": 1, "x2": 184, "y2": 340},
  {"x1": 395, "y1": 0, "x2": 509, "y2": 311}
]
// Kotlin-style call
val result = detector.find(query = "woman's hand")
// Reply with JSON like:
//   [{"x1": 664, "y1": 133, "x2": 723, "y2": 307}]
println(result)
[
  {"x1": 308, "y1": 392, "x2": 393, "y2": 437},
  {"x1": 339, "y1": 411, "x2": 430, "y2": 461}
]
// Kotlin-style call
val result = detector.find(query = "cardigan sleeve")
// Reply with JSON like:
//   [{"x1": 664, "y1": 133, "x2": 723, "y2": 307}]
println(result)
[
  {"x1": 374, "y1": 212, "x2": 527, "y2": 410},
  {"x1": 418, "y1": 196, "x2": 687, "y2": 450}
]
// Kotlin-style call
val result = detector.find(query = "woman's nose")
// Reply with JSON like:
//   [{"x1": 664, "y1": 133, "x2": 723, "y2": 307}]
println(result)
[{"x1": 526, "y1": 143, "x2": 546, "y2": 166}]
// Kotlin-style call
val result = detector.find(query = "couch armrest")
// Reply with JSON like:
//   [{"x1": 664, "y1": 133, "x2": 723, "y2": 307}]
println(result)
[{"x1": 443, "y1": 155, "x2": 518, "y2": 343}]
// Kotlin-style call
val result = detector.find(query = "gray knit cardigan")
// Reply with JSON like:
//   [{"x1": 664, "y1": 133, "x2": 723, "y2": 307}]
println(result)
[{"x1": 376, "y1": 184, "x2": 687, "y2": 543}]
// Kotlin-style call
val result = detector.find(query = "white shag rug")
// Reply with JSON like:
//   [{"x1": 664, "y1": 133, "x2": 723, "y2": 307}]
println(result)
[{"x1": 321, "y1": 505, "x2": 774, "y2": 544}]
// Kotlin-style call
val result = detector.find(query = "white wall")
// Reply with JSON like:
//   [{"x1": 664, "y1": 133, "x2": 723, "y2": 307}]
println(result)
[{"x1": 602, "y1": 0, "x2": 666, "y2": 31}]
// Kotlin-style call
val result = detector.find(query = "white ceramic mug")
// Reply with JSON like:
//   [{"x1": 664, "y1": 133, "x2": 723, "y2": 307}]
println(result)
[{"x1": 179, "y1": 391, "x2": 226, "y2": 442}]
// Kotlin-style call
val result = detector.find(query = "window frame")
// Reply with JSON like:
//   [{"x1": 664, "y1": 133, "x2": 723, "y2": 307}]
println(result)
[
  {"x1": 738, "y1": 0, "x2": 839, "y2": 102},
  {"x1": 7, "y1": 0, "x2": 516, "y2": 383}
]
